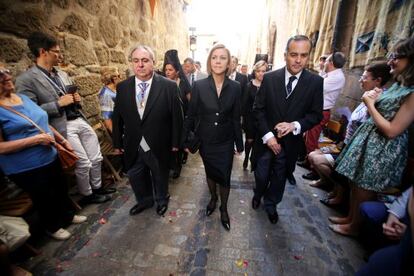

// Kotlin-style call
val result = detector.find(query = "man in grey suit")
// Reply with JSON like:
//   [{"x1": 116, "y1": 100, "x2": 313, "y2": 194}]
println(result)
[
  {"x1": 16, "y1": 32, "x2": 114, "y2": 205},
  {"x1": 183, "y1": 57, "x2": 207, "y2": 86}
]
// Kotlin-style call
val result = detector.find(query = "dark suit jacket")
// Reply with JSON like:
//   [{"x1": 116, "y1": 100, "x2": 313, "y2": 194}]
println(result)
[
  {"x1": 112, "y1": 73, "x2": 182, "y2": 170},
  {"x1": 252, "y1": 67, "x2": 323, "y2": 172},
  {"x1": 183, "y1": 76, "x2": 243, "y2": 152}
]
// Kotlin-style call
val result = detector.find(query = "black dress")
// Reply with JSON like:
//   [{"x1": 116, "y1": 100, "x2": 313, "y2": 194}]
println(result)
[
  {"x1": 183, "y1": 76, "x2": 243, "y2": 186},
  {"x1": 243, "y1": 80, "x2": 259, "y2": 140}
]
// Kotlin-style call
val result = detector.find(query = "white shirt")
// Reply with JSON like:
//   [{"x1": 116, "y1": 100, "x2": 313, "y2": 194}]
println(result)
[
  {"x1": 135, "y1": 74, "x2": 154, "y2": 151},
  {"x1": 323, "y1": 68, "x2": 345, "y2": 110},
  {"x1": 261, "y1": 68, "x2": 303, "y2": 144}
]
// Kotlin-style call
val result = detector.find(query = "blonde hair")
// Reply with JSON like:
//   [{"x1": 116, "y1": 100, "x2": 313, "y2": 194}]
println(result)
[
  {"x1": 206, "y1": 43, "x2": 231, "y2": 76},
  {"x1": 253, "y1": 60, "x2": 267, "y2": 73},
  {"x1": 100, "y1": 67, "x2": 119, "y2": 85}
]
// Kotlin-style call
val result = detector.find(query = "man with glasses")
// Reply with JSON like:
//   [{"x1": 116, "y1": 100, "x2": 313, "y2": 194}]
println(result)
[{"x1": 16, "y1": 32, "x2": 115, "y2": 205}]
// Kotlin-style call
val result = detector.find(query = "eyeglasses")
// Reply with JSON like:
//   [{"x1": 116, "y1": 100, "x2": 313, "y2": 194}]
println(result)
[
  {"x1": 387, "y1": 52, "x2": 406, "y2": 61},
  {"x1": 48, "y1": 49, "x2": 61, "y2": 55},
  {"x1": 359, "y1": 75, "x2": 375, "y2": 81}
]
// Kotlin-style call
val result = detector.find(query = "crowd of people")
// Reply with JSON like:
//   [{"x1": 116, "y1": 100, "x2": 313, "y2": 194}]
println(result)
[{"x1": 0, "y1": 30, "x2": 413, "y2": 275}]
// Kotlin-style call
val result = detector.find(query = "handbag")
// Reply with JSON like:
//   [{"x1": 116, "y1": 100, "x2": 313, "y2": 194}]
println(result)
[
  {"x1": 0, "y1": 103, "x2": 79, "y2": 170},
  {"x1": 185, "y1": 120, "x2": 200, "y2": 154}
]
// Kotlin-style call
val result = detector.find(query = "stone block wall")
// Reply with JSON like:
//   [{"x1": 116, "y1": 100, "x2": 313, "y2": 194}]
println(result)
[{"x1": 0, "y1": 0, "x2": 189, "y2": 122}]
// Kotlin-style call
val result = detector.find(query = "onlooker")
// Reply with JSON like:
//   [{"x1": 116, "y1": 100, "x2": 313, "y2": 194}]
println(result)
[
  {"x1": 183, "y1": 43, "x2": 244, "y2": 231},
  {"x1": 309, "y1": 61, "x2": 392, "y2": 206},
  {"x1": 0, "y1": 64, "x2": 86, "y2": 240},
  {"x1": 98, "y1": 67, "x2": 121, "y2": 133},
  {"x1": 229, "y1": 56, "x2": 248, "y2": 101},
  {"x1": 302, "y1": 52, "x2": 346, "y2": 181},
  {"x1": 16, "y1": 32, "x2": 115, "y2": 205},
  {"x1": 112, "y1": 45, "x2": 182, "y2": 217},
  {"x1": 330, "y1": 37, "x2": 414, "y2": 236}
]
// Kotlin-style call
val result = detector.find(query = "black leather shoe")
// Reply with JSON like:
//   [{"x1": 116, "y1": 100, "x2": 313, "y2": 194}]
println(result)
[
  {"x1": 287, "y1": 174, "x2": 296, "y2": 185},
  {"x1": 242, "y1": 159, "x2": 248, "y2": 171},
  {"x1": 172, "y1": 171, "x2": 180, "y2": 179},
  {"x1": 302, "y1": 172, "x2": 320, "y2": 181},
  {"x1": 220, "y1": 207, "x2": 230, "y2": 231},
  {"x1": 79, "y1": 194, "x2": 111, "y2": 205},
  {"x1": 267, "y1": 211, "x2": 279, "y2": 224},
  {"x1": 156, "y1": 204, "x2": 168, "y2": 216},
  {"x1": 93, "y1": 187, "x2": 117, "y2": 195},
  {"x1": 252, "y1": 197, "x2": 260, "y2": 210},
  {"x1": 129, "y1": 201, "x2": 154, "y2": 216},
  {"x1": 206, "y1": 198, "x2": 217, "y2": 216}
]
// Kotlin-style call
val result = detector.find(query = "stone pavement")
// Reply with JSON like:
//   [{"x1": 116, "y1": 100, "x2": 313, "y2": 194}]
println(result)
[{"x1": 24, "y1": 153, "x2": 366, "y2": 275}]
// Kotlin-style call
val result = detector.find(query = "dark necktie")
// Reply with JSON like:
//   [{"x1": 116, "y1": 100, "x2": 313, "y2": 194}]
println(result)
[
  {"x1": 191, "y1": 74, "x2": 195, "y2": 85},
  {"x1": 286, "y1": 75, "x2": 297, "y2": 97}
]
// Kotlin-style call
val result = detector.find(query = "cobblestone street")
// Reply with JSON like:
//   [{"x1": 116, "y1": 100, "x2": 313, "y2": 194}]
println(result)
[{"x1": 26, "y1": 153, "x2": 365, "y2": 275}]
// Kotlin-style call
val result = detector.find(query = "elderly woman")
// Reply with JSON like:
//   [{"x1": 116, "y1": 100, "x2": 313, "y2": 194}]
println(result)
[
  {"x1": 98, "y1": 68, "x2": 121, "y2": 132},
  {"x1": 242, "y1": 60, "x2": 267, "y2": 170},
  {"x1": 163, "y1": 49, "x2": 192, "y2": 178},
  {"x1": 0, "y1": 65, "x2": 86, "y2": 240},
  {"x1": 330, "y1": 37, "x2": 414, "y2": 236},
  {"x1": 183, "y1": 44, "x2": 244, "y2": 231}
]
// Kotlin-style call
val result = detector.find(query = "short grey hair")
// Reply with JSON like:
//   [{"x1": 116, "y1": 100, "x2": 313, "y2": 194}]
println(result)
[
  {"x1": 285, "y1": 35, "x2": 312, "y2": 53},
  {"x1": 128, "y1": 45, "x2": 155, "y2": 62}
]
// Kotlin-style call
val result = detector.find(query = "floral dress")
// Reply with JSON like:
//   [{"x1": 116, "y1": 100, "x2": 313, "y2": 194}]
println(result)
[{"x1": 335, "y1": 83, "x2": 414, "y2": 192}]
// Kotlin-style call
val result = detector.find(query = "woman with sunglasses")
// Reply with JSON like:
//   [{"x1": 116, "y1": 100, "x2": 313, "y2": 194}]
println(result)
[
  {"x1": 0, "y1": 65, "x2": 86, "y2": 240},
  {"x1": 329, "y1": 37, "x2": 414, "y2": 236}
]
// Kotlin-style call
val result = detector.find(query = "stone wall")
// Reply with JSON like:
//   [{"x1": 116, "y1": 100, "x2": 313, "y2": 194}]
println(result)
[{"x1": 0, "y1": 0, "x2": 189, "y2": 122}]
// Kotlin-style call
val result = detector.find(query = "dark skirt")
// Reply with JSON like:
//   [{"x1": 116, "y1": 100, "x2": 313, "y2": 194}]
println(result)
[{"x1": 199, "y1": 141, "x2": 234, "y2": 187}]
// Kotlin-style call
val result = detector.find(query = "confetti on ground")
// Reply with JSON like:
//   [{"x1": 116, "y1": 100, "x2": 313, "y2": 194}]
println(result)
[
  {"x1": 240, "y1": 200, "x2": 245, "y2": 204},
  {"x1": 312, "y1": 193, "x2": 318, "y2": 198},
  {"x1": 243, "y1": 260, "x2": 248, "y2": 268},
  {"x1": 168, "y1": 218, "x2": 173, "y2": 223},
  {"x1": 236, "y1": 258, "x2": 244, "y2": 267},
  {"x1": 169, "y1": 211, "x2": 177, "y2": 217},
  {"x1": 99, "y1": 218, "x2": 107, "y2": 224},
  {"x1": 241, "y1": 211, "x2": 245, "y2": 215},
  {"x1": 294, "y1": 255, "x2": 304, "y2": 260}
]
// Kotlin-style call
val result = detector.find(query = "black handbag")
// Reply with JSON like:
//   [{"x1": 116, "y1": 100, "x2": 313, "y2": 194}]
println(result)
[{"x1": 185, "y1": 120, "x2": 200, "y2": 154}]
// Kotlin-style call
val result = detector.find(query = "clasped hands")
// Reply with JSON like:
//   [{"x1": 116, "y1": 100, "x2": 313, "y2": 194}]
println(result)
[
  {"x1": 362, "y1": 87, "x2": 382, "y2": 106},
  {"x1": 382, "y1": 213, "x2": 406, "y2": 240},
  {"x1": 266, "y1": 122, "x2": 295, "y2": 155}
]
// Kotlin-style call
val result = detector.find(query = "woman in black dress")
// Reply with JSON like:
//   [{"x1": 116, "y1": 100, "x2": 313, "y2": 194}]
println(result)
[
  {"x1": 162, "y1": 49, "x2": 191, "y2": 178},
  {"x1": 242, "y1": 60, "x2": 267, "y2": 170},
  {"x1": 183, "y1": 44, "x2": 243, "y2": 231}
]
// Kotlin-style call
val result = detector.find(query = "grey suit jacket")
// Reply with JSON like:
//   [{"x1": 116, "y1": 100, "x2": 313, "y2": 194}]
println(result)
[{"x1": 15, "y1": 66, "x2": 68, "y2": 137}]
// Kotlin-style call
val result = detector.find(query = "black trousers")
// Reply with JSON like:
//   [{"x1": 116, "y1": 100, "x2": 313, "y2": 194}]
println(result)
[
  {"x1": 253, "y1": 149, "x2": 287, "y2": 214},
  {"x1": 8, "y1": 159, "x2": 75, "y2": 233},
  {"x1": 127, "y1": 148, "x2": 169, "y2": 206}
]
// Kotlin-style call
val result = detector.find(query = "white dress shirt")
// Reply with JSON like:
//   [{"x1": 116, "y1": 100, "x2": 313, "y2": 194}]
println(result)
[
  {"x1": 323, "y1": 68, "x2": 345, "y2": 110},
  {"x1": 135, "y1": 74, "x2": 154, "y2": 151},
  {"x1": 261, "y1": 68, "x2": 303, "y2": 144}
]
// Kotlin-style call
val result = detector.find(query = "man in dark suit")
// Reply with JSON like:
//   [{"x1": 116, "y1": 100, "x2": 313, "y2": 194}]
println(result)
[
  {"x1": 112, "y1": 45, "x2": 182, "y2": 216},
  {"x1": 252, "y1": 35, "x2": 323, "y2": 224},
  {"x1": 229, "y1": 56, "x2": 248, "y2": 97}
]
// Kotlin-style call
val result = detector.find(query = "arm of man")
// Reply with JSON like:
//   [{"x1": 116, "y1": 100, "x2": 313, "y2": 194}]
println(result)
[
  {"x1": 111, "y1": 87, "x2": 124, "y2": 153},
  {"x1": 253, "y1": 74, "x2": 281, "y2": 155},
  {"x1": 182, "y1": 81, "x2": 199, "y2": 152},
  {"x1": 15, "y1": 76, "x2": 63, "y2": 118},
  {"x1": 297, "y1": 75, "x2": 324, "y2": 133}
]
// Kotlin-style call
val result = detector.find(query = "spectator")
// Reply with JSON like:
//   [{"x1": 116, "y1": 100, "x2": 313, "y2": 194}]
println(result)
[
  {"x1": 0, "y1": 64, "x2": 86, "y2": 240},
  {"x1": 98, "y1": 67, "x2": 121, "y2": 133}
]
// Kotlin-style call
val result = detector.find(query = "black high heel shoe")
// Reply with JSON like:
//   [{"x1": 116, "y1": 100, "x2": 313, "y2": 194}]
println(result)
[
  {"x1": 206, "y1": 198, "x2": 217, "y2": 216},
  {"x1": 219, "y1": 206, "x2": 230, "y2": 231}
]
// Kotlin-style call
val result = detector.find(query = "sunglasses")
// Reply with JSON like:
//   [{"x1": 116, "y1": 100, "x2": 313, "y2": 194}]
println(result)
[{"x1": 387, "y1": 52, "x2": 406, "y2": 61}]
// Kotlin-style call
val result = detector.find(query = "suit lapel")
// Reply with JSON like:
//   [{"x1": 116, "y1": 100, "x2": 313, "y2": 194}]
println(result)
[
  {"x1": 126, "y1": 77, "x2": 141, "y2": 123},
  {"x1": 273, "y1": 69, "x2": 287, "y2": 117},
  {"x1": 32, "y1": 67, "x2": 61, "y2": 98},
  {"x1": 142, "y1": 73, "x2": 161, "y2": 122},
  {"x1": 286, "y1": 70, "x2": 309, "y2": 114}
]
